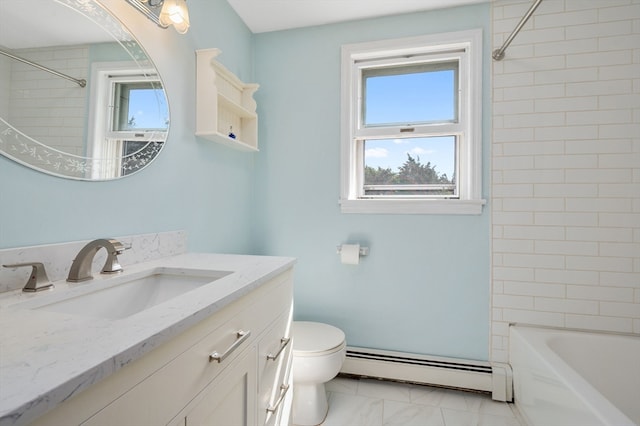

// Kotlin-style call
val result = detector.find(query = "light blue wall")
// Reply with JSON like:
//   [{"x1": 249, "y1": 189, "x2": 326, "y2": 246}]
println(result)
[
  {"x1": 0, "y1": 0, "x2": 255, "y2": 253},
  {"x1": 0, "y1": 0, "x2": 492, "y2": 361},
  {"x1": 253, "y1": 4, "x2": 491, "y2": 360}
]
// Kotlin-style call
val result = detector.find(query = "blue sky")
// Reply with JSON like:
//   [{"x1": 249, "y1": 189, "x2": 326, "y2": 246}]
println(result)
[{"x1": 127, "y1": 87, "x2": 168, "y2": 130}]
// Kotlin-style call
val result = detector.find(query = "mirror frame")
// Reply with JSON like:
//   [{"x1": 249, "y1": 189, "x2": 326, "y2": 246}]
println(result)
[{"x1": 0, "y1": 0, "x2": 169, "y2": 181}]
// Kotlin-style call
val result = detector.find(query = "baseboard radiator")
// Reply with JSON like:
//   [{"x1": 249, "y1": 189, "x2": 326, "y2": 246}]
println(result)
[{"x1": 340, "y1": 346, "x2": 513, "y2": 401}]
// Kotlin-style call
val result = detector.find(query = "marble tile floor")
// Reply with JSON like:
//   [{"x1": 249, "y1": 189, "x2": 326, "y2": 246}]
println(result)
[{"x1": 318, "y1": 376, "x2": 525, "y2": 426}]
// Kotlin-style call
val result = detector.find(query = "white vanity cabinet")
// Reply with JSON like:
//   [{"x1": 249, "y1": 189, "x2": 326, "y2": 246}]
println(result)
[
  {"x1": 172, "y1": 345, "x2": 258, "y2": 426},
  {"x1": 171, "y1": 292, "x2": 293, "y2": 426},
  {"x1": 195, "y1": 48, "x2": 259, "y2": 151},
  {"x1": 29, "y1": 269, "x2": 293, "y2": 426},
  {"x1": 258, "y1": 309, "x2": 293, "y2": 426}
]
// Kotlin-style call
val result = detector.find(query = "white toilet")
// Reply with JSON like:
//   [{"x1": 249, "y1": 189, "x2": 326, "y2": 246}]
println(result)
[{"x1": 292, "y1": 321, "x2": 346, "y2": 426}]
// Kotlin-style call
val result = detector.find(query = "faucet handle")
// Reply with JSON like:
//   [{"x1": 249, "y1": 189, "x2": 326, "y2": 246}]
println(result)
[
  {"x1": 101, "y1": 239, "x2": 127, "y2": 274},
  {"x1": 3, "y1": 262, "x2": 54, "y2": 292},
  {"x1": 107, "y1": 239, "x2": 132, "y2": 254}
]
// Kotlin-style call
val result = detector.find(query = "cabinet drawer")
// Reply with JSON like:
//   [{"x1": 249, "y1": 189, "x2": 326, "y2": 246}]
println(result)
[
  {"x1": 170, "y1": 345, "x2": 258, "y2": 426},
  {"x1": 258, "y1": 306, "x2": 293, "y2": 425},
  {"x1": 83, "y1": 308, "x2": 257, "y2": 425},
  {"x1": 82, "y1": 272, "x2": 293, "y2": 426},
  {"x1": 264, "y1": 369, "x2": 293, "y2": 426}
]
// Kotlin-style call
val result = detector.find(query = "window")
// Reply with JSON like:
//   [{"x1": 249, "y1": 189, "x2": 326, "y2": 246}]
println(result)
[
  {"x1": 107, "y1": 77, "x2": 167, "y2": 177},
  {"x1": 87, "y1": 62, "x2": 168, "y2": 179},
  {"x1": 340, "y1": 30, "x2": 484, "y2": 214}
]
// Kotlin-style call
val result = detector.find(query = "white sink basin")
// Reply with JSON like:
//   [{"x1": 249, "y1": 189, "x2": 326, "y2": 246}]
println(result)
[{"x1": 32, "y1": 267, "x2": 231, "y2": 320}]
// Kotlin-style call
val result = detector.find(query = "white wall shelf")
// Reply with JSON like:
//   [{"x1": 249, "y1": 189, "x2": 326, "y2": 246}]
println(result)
[{"x1": 195, "y1": 48, "x2": 259, "y2": 151}]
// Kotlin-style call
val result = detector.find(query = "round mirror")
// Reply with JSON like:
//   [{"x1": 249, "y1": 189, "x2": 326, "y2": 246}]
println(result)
[{"x1": 0, "y1": 0, "x2": 169, "y2": 180}]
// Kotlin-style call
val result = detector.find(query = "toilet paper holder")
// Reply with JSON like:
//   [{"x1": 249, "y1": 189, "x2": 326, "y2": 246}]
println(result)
[{"x1": 336, "y1": 245, "x2": 369, "y2": 256}]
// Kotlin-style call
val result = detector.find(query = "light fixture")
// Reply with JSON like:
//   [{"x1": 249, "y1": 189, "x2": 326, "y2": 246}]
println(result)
[
  {"x1": 126, "y1": 0, "x2": 190, "y2": 34},
  {"x1": 158, "y1": 0, "x2": 190, "y2": 34}
]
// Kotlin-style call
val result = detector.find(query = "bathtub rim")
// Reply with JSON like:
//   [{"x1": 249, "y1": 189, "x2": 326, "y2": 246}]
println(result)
[{"x1": 509, "y1": 324, "x2": 637, "y2": 426}]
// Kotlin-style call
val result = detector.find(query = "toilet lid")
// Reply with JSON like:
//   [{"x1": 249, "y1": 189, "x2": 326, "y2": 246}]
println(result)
[{"x1": 293, "y1": 321, "x2": 345, "y2": 354}]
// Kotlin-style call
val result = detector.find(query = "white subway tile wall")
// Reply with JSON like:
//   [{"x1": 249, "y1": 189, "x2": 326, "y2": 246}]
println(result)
[
  {"x1": 6, "y1": 45, "x2": 88, "y2": 157},
  {"x1": 0, "y1": 56, "x2": 10, "y2": 117},
  {"x1": 491, "y1": 0, "x2": 640, "y2": 363}
]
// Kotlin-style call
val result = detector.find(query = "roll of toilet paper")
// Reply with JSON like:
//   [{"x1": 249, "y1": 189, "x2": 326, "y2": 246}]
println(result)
[{"x1": 340, "y1": 244, "x2": 360, "y2": 265}]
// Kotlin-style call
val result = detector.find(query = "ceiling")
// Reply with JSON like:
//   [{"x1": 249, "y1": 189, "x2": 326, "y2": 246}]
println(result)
[
  {"x1": 226, "y1": 0, "x2": 488, "y2": 33},
  {"x1": 0, "y1": 0, "x2": 489, "y2": 50},
  {"x1": 0, "y1": 0, "x2": 115, "y2": 49}
]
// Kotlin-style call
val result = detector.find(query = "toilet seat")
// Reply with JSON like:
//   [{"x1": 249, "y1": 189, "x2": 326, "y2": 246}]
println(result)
[{"x1": 293, "y1": 321, "x2": 346, "y2": 357}]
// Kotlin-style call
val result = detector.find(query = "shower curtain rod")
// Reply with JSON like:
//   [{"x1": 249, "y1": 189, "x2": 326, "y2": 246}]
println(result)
[
  {"x1": 0, "y1": 48, "x2": 86, "y2": 87},
  {"x1": 492, "y1": 0, "x2": 543, "y2": 61}
]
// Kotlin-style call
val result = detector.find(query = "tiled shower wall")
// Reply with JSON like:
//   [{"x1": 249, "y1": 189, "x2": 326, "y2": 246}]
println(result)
[
  {"x1": 0, "y1": 56, "x2": 9, "y2": 117},
  {"x1": 6, "y1": 45, "x2": 88, "y2": 156},
  {"x1": 491, "y1": 0, "x2": 639, "y2": 363}
]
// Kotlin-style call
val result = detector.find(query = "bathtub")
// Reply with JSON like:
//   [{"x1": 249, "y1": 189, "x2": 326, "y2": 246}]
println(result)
[{"x1": 509, "y1": 325, "x2": 640, "y2": 426}]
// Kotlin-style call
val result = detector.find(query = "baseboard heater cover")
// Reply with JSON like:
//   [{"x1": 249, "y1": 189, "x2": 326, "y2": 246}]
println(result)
[{"x1": 341, "y1": 346, "x2": 495, "y2": 395}]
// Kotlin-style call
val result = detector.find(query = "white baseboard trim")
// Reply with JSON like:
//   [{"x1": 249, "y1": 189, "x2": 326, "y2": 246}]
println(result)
[{"x1": 340, "y1": 346, "x2": 512, "y2": 402}]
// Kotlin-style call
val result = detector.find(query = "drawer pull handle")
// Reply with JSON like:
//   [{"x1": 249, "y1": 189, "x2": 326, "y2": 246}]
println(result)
[
  {"x1": 266, "y1": 337, "x2": 291, "y2": 361},
  {"x1": 266, "y1": 384, "x2": 290, "y2": 413},
  {"x1": 209, "y1": 330, "x2": 251, "y2": 363}
]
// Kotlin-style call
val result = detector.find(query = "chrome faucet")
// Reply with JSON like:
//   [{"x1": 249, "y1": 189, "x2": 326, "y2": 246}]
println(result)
[
  {"x1": 2, "y1": 262, "x2": 54, "y2": 292},
  {"x1": 67, "y1": 239, "x2": 127, "y2": 282}
]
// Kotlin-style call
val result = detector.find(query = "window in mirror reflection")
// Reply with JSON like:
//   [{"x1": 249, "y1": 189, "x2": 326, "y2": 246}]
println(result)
[
  {"x1": 89, "y1": 63, "x2": 168, "y2": 179},
  {"x1": 112, "y1": 81, "x2": 168, "y2": 131},
  {"x1": 121, "y1": 140, "x2": 162, "y2": 176}
]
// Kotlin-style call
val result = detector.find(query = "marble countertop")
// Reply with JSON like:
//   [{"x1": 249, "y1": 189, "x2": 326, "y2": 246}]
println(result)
[{"x1": 0, "y1": 252, "x2": 295, "y2": 426}]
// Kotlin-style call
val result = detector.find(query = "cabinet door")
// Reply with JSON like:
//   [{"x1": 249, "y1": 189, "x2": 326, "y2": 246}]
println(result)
[
  {"x1": 258, "y1": 306, "x2": 293, "y2": 426},
  {"x1": 185, "y1": 346, "x2": 257, "y2": 426}
]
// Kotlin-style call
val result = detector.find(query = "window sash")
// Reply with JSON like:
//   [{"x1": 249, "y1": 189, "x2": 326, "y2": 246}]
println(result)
[
  {"x1": 353, "y1": 54, "x2": 466, "y2": 140},
  {"x1": 361, "y1": 60, "x2": 459, "y2": 128},
  {"x1": 355, "y1": 122, "x2": 462, "y2": 139},
  {"x1": 356, "y1": 136, "x2": 460, "y2": 199},
  {"x1": 107, "y1": 75, "x2": 167, "y2": 133},
  {"x1": 362, "y1": 184, "x2": 458, "y2": 198},
  {"x1": 98, "y1": 138, "x2": 165, "y2": 178},
  {"x1": 105, "y1": 130, "x2": 167, "y2": 141}
]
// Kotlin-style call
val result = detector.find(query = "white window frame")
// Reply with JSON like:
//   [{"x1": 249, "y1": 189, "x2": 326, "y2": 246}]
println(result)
[
  {"x1": 340, "y1": 29, "x2": 485, "y2": 215},
  {"x1": 87, "y1": 61, "x2": 166, "y2": 179}
]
